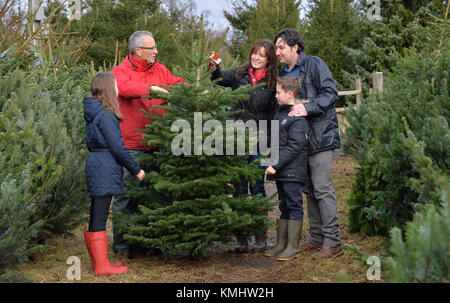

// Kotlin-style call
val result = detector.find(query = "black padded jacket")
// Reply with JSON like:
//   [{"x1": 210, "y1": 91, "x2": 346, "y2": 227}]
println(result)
[
  {"x1": 268, "y1": 104, "x2": 309, "y2": 184},
  {"x1": 280, "y1": 52, "x2": 340, "y2": 155}
]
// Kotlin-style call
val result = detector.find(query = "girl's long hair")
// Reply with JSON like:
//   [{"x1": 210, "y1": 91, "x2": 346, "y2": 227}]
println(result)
[
  {"x1": 237, "y1": 39, "x2": 278, "y2": 88},
  {"x1": 90, "y1": 72, "x2": 123, "y2": 121}
]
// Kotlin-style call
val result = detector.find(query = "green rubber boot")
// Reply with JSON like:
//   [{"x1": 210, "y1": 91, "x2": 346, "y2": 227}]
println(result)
[
  {"x1": 264, "y1": 219, "x2": 288, "y2": 257},
  {"x1": 276, "y1": 220, "x2": 303, "y2": 261}
]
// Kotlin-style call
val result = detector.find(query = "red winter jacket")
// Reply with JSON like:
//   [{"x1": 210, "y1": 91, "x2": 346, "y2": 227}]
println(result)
[{"x1": 112, "y1": 53, "x2": 185, "y2": 150}]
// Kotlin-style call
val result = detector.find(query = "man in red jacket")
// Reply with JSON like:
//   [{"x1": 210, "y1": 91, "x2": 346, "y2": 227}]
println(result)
[{"x1": 111, "y1": 30, "x2": 184, "y2": 257}]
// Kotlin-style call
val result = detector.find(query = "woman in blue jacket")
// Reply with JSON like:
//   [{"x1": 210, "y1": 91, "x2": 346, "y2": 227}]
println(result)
[{"x1": 83, "y1": 72, "x2": 145, "y2": 277}]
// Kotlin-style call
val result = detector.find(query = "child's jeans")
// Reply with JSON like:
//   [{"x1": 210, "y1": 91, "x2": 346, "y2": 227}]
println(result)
[{"x1": 276, "y1": 181, "x2": 304, "y2": 221}]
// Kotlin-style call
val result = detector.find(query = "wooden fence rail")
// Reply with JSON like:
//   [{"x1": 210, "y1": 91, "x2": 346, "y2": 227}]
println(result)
[{"x1": 336, "y1": 72, "x2": 383, "y2": 113}]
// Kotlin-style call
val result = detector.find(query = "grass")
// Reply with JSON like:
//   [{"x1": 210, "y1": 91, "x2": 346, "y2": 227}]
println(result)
[{"x1": 15, "y1": 151, "x2": 385, "y2": 283}]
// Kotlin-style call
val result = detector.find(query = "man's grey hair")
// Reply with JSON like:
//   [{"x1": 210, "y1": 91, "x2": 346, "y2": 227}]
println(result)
[{"x1": 128, "y1": 31, "x2": 153, "y2": 54}]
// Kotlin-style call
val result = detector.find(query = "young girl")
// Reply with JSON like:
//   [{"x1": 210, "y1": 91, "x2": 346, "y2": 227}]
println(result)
[{"x1": 83, "y1": 72, "x2": 145, "y2": 277}]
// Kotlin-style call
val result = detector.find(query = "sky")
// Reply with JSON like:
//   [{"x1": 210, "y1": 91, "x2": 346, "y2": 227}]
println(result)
[
  {"x1": 193, "y1": 0, "x2": 233, "y2": 31},
  {"x1": 193, "y1": 0, "x2": 308, "y2": 31}
]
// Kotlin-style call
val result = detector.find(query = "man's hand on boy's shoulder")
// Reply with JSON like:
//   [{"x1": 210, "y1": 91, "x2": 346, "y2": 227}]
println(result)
[{"x1": 288, "y1": 103, "x2": 308, "y2": 117}]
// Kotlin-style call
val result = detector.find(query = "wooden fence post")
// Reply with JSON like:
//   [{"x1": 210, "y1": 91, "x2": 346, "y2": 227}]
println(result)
[
  {"x1": 371, "y1": 72, "x2": 383, "y2": 95},
  {"x1": 336, "y1": 72, "x2": 383, "y2": 113},
  {"x1": 355, "y1": 78, "x2": 361, "y2": 106},
  {"x1": 336, "y1": 77, "x2": 361, "y2": 113}
]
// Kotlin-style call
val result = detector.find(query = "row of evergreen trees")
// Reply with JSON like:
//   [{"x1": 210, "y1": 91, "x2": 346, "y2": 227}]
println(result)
[
  {"x1": 0, "y1": 46, "x2": 92, "y2": 281},
  {"x1": 225, "y1": 0, "x2": 448, "y2": 106},
  {"x1": 342, "y1": 8, "x2": 449, "y2": 281},
  {"x1": 1, "y1": 0, "x2": 448, "y2": 281},
  {"x1": 343, "y1": 28, "x2": 449, "y2": 236},
  {"x1": 44, "y1": 0, "x2": 233, "y2": 71},
  {"x1": 40, "y1": 0, "x2": 450, "y2": 105}
]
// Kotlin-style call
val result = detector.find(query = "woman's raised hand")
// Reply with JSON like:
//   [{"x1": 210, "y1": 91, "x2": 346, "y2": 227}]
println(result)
[{"x1": 208, "y1": 51, "x2": 219, "y2": 72}]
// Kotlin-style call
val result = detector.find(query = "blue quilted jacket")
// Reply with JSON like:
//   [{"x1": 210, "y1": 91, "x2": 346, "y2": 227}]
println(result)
[{"x1": 84, "y1": 97, "x2": 141, "y2": 198}]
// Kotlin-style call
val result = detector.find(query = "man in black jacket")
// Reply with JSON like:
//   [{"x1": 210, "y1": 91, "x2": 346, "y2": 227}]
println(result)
[{"x1": 273, "y1": 28, "x2": 343, "y2": 258}]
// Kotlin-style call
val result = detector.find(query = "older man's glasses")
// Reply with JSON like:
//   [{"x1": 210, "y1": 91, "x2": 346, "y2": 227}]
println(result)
[{"x1": 139, "y1": 45, "x2": 157, "y2": 51}]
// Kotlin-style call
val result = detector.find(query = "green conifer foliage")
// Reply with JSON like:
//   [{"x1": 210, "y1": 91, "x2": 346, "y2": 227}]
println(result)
[
  {"x1": 348, "y1": 0, "x2": 449, "y2": 92},
  {"x1": 0, "y1": 47, "x2": 90, "y2": 280},
  {"x1": 387, "y1": 182, "x2": 449, "y2": 282},
  {"x1": 73, "y1": 0, "x2": 231, "y2": 71},
  {"x1": 386, "y1": 123, "x2": 449, "y2": 282},
  {"x1": 225, "y1": 0, "x2": 301, "y2": 60},
  {"x1": 304, "y1": 0, "x2": 362, "y2": 103},
  {"x1": 248, "y1": 0, "x2": 301, "y2": 45},
  {"x1": 116, "y1": 27, "x2": 274, "y2": 259},
  {"x1": 343, "y1": 30, "x2": 449, "y2": 236}
]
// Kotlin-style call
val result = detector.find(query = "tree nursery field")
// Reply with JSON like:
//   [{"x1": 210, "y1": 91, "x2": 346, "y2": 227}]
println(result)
[{"x1": 15, "y1": 153, "x2": 385, "y2": 283}]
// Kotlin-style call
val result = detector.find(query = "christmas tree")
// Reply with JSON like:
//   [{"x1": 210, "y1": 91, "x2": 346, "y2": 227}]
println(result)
[
  {"x1": 0, "y1": 46, "x2": 90, "y2": 280},
  {"x1": 343, "y1": 25, "x2": 449, "y2": 236},
  {"x1": 116, "y1": 19, "x2": 274, "y2": 258},
  {"x1": 387, "y1": 181, "x2": 449, "y2": 282},
  {"x1": 224, "y1": 0, "x2": 301, "y2": 60}
]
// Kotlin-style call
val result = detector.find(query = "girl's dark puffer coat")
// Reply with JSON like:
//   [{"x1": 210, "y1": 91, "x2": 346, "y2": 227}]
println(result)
[{"x1": 84, "y1": 97, "x2": 141, "y2": 198}]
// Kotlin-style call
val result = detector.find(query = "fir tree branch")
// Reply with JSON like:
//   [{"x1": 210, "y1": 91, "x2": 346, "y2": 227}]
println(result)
[{"x1": 170, "y1": 33, "x2": 196, "y2": 66}]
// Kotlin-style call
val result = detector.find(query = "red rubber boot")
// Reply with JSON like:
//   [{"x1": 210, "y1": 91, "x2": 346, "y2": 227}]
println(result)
[
  {"x1": 83, "y1": 231, "x2": 124, "y2": 269},
  {"x1": 85, "y1": 231, "x2": 128, "y2": 277}
]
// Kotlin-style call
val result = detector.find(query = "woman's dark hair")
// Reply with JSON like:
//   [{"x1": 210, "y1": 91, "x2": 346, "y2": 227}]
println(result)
[
  {"x1": 273, "y1": 29, "x2": 306, "y2": 54},
  {"x1": 237, "y1": 39, "x2": 278, "y2": 88}
]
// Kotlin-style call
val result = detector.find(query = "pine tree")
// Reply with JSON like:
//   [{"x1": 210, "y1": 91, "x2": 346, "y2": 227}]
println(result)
[
  {"x1": 115, "y1": 21, "x2": 274, "y2": 259},
  {"x1": 248, "y1": 0, "x2": 301, "y2": 45},
  {"x1": 0, "y1": 43, "x2": 91, "y2": 280},
  {"x1": 387, "y1": 182, "x2": 449, "y2": 282},
  {"x1": 303, "y1": 0, "x2": 362, "y2": 106},
  {"x1": 386, "y1": 121, "x2": 449, "y2": 282},
  {"x1": 73, "y1": 0, "x2": 231, "y2": 71},
  {"x1": 71, "y1": 0, "x2": 159, "y2": 67},
  {"x1": 224, "y1": 0, "x2": 257, "y2": 58},
  {"x1": 224, "y1": 0, "x2": 301, "y2": 60},
  {"x1": 0, "y1": 3, "x2": 93, "y2": 280},
  {"x1": 343, "y1": 23, "x2": 450, "y2": 236},
  {"x1": 349, "y1": 0, "x2": 449, "y2": 90}
]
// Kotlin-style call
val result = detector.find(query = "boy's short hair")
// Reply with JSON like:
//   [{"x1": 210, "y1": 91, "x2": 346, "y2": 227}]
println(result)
[{"x1": 277, "y1": 76, "x2": 302, "y2": 99}]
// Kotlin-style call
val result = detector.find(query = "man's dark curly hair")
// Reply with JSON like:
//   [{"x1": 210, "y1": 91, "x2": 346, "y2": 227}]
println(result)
[{"x1": 273, "y1": 29, "x2": 306, "y2": 54}]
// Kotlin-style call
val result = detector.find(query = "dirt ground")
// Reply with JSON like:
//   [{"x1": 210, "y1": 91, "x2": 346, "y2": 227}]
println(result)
[{"x1": 15, "y1": 151, "x2": 385, "y2": 283}]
